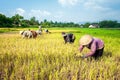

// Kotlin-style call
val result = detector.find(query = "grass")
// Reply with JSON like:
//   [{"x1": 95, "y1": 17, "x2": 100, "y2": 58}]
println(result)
[{"x1": 0, "y1": 28, "x2": 120, "y2": 80}]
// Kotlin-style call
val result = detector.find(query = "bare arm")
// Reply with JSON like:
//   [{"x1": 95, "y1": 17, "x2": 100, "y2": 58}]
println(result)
[
  {"x1": 85, "y1": 41, "x2": 96, "y2": 57},
  {"x1": 79, "y1": 45, "x2": 84, "y2": 52}
]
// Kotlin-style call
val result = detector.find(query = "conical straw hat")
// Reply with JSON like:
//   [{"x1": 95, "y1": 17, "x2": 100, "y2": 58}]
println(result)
[
  {"x1": 62, "y1": 32, "x2": 67, "y2": 37},
  {"x1": 79, "y1": 35, "x2": 93, "y2": 45}
]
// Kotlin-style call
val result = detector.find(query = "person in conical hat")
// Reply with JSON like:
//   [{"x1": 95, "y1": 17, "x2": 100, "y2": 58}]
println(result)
[{"x1": 79, "y1": 34, "x2": 104, "y2": 59}]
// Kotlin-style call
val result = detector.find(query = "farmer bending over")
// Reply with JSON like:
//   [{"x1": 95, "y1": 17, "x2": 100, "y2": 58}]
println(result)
[
  {"x1": 79, "y1": 35, "x2": 104, "y2": 59},
  {"x1": 62, "y1": 32, "x2": 75, "y2": 44}
]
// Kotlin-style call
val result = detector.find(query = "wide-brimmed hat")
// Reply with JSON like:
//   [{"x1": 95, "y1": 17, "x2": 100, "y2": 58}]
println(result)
[
  {"x1": 62, "y1": 32, "x2": 67, "y2": 37},
  {"x1": 79, "y1": 35, "x2": 93, "y2": 45}
]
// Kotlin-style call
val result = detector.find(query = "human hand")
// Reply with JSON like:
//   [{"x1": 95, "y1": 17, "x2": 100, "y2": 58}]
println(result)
[{"x1": 81, "y1": 54, "x2": 86, "y2": 59}]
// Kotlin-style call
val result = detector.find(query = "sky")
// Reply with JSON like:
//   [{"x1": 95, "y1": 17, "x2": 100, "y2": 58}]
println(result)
[{"x1": 0, "y1": 0, "x2": 120, "y2": 23}]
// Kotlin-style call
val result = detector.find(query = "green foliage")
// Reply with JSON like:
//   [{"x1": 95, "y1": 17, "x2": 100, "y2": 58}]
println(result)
[
  {"x1": 83, "y1": 22, "x2": 90, "y2": 28},
  {"x1": 99, "y1": 20, "x2": 120, "y2": 28},
  {"x1": 0, "y1": 13, "x2": 40, "y2": 28},
  {"x1": 30, "y1": 17, "x2": 39, "y2": 25},
  {"x1": 40, "y1": 19, "x2": 80, "y2": 28},
  {"x1": 11, "y1": 14, "x2": 24, "y2": 27},
  {"x1": 0, "y1": 14, "x2": 12, "y2": 27},
  {"x1": 0, "y1": 13, "x2": 120, "y2": 28}
]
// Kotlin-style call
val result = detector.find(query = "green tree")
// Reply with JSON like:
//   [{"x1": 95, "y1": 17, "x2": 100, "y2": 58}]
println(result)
[
  {"x1": 11, "y1": 14, "x2": 23, "y2": 27},
  {"x1": 0, "y1": 13, "x2": 12, "y2": 27},
  {"x1": 83, "y1": 22, "x2": 90, "y2": 28},
  {"x1": 30, "y1": 17, "x2": 39, "y2": 25},
  {"x1": 40, "y1": 19, "x2": 51, "y2": 28},
  {"x1": 99, "y1": 20, "x2": 120, "y2": 28},
  {"x1": 21, "y1": 20, "x2": 31, "y2": 27}
]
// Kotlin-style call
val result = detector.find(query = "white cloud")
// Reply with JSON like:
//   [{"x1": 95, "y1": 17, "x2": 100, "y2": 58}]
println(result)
[
  {"x1": 84, "y1": 1, "x2": 111, "y2": 11},
  {"x1": 15, "y1": 8, "x2": 25, "y2": 16},
  {"x1": 27, "y1": 9, "x2": 51, "y2": 21},
  {"x1": 58, "y1": 0, "x2": 79, "y2": 6},
  {"x1": 29, "y1": 10, "x2": 51, "y2": 18},
  {"x1": 0, "y1": 12, "x2": 4, "y2": 14},
  {"x1": 54, "y1": 11, "x2": 64, "y2": 18}
]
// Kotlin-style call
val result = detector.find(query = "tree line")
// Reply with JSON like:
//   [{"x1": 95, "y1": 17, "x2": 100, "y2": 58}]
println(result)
[
  {"x1": 0, "y1": 13, "x2": 120, "y2": 28},
  {"x1": 0, "y1": 14, "x2": 39, "y2": 28}
]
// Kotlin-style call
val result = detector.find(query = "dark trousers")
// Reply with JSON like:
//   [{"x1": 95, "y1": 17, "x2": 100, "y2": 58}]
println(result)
[{"x1": 92, "y1": 47, "x2": 104, "y2": 59}]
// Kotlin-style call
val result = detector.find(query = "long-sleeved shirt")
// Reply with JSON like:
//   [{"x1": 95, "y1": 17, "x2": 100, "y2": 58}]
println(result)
[
  {"x1": 63, "y1": 33, "x2": 75, "y2": 43},
  {"x1": 79, "y1": 38, "x2": 104, "y2": 57}
]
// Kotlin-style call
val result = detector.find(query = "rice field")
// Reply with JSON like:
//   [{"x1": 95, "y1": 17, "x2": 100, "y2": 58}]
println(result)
[{"x1": 0, "y1": 28, "x2": 120, "y2": 80}]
